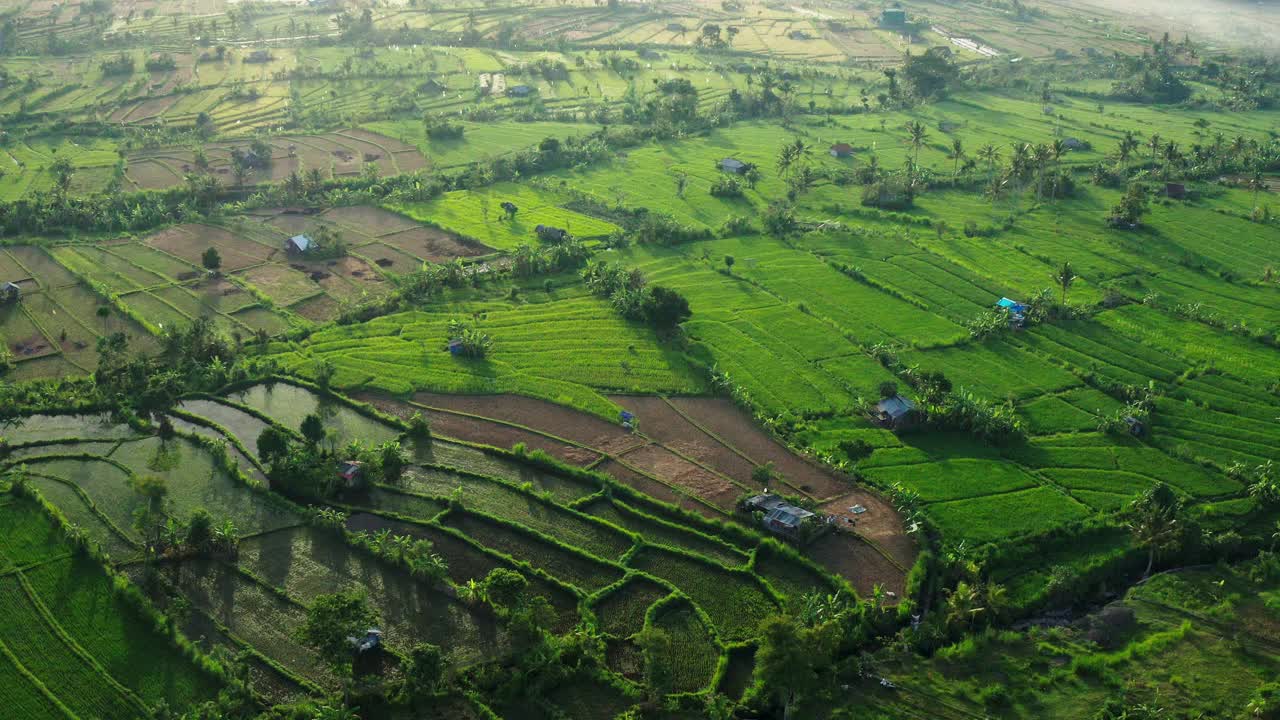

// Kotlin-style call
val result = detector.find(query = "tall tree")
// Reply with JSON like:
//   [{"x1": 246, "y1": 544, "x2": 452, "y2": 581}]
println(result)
[
  {"x1": 755, "y1": 615, "x2": 835, "y2": 720},
  {"x1": 1127, "y1": 482, "x2": 1183, "y2": 577},
  {"x1": 905, "y1": 120, "x2": 929, "y2": 164},
  {"x1": 295, "y1": 590, "x2": 379, "y2": 677},
  {"x1": 1055, "y1": 261, "x2": 1077, "y2": 304},
  {"x1": 947, "y1": 137, "x2": 965, "y2": 176}
]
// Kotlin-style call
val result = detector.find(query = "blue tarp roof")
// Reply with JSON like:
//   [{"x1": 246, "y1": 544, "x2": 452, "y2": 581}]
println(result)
[{"x1": 996, "y1": 297, "x2": 1027, "y2": 312}]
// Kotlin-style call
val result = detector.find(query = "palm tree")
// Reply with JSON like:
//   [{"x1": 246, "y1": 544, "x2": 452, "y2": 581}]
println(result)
[
  {"x1": 905, "y1": 120, "x2": 929, "y2": 164},
  {"x1": 1055, "y1": 261, "x2": 1076, "y2": 304},
  {"x1": 1117, "y1": 131, "x2": 1138, "y2": 171},
  {"x1": 1147, "y1": 132, "x2": 1163, "y2": 166},
  {"x1": 944, "y1": 581, "x2": 985, "y2": 631},
  {"x1": 1162, "y1": 140, "x2": 1181, "y2": 174},
  {"x1": 1128, "y1": 485, "x2": 1182, "y2": 578},
  {"x1": 947, "y1": 138, "x2": 965, "y2": 176},
  {"x1": 1031, "y1": 143, "x2": 1052, "y2": 200},
  {"x1": 1248, "y1": 171, "x2": 1267, "y2": 210},
  {"x1": 977, "y1": 144, "x2": 1001, "y2": 186}
]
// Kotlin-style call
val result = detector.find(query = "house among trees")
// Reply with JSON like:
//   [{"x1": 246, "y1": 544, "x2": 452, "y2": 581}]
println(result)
[
  {"x1": 880, "y1": 7, "x2": 907, "y2": 28},
  {"x1": 666, "y1": 22, "x2": 686, "y2": 32},
  {"x1": 336, "y1": 460, "x2": 365, "y2": 490},
  {"x1": 1124, "y1": 416, "x2": 1146, "y2": 437},
  {"x1": 1063, "y1": 137, "x2": 1087, "y2": 150},
  {"x1": 447, "y1": 338, "x2": 464, "y2": 356},
  {"x1": 996, "y1": 296, "x2": 1028, "y2": 329},
  {"x1": 245, "y1": 49, "x2": 273, "y2": 63},
  {"x1": 348, "y1": 628, "x2": 383, "y2": 654},
  {"x1": 719, "y1": 158, "x2": 750, "y2": 174},
  {"x1": 1165, "y1": 182, "x2": 1186, "y2": 199},
  {"x1": 285, "y1": 234, "x2": 313, "y2": 254},
  {"x1": 508, "y1": 84, "x2": 534, "y2": 97},
  {"x1": 789, "y1": 30, "x2": 811, "y2": 40},
  {"x1": 874, "y1": 394, "x2": 917, "y2": 430},
  {"x1": 742, "y1": 493, "x2": 819, "y2": 541},
  {"x1": 2, "y1": 281, "x2": 20, "y2": 303},
  {"x1": 829, "y1": 143, "x2": 855, "y2": 158}
]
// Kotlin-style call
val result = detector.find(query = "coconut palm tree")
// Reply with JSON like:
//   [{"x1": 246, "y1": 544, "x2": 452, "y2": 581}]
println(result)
[
  {"x1": 1248, "y1": 171, "x2": 1267, "y2": 210},
  {"x1": 905, "y1": 120, "x2": 929, "y2": 164},
  {"x1": 1055, "y1": 261, "x2": 1076, "y2": 304},
  {"x1": 977, "y1": 143, "x2": 1001, "y2": 186},
  {"x1": 1127, "y1": 484, "x2": 1182, "y2": 577},
  {"x1": 1147, "y1": 132, "x2": 1163, "y2": 165},
  {"x1": 947, "y1": 138, "x2": 965, "y2": 176}
]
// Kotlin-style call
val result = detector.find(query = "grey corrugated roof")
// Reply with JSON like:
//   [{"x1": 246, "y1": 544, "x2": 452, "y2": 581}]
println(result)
[
  {"x1": 765, "y1": 506, "x2": 815, "y2": 528},
  {"x1": 288, "y1": 234, "x2": 312, "y2": 251},
  {"x1": 877, "y1": 395, "x2": 916, "y2": 419}
]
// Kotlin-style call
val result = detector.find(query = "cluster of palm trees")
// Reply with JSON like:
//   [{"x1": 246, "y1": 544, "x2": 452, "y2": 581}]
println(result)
[
  {"x1": 351, "y1": 528, "x2": 449, "y2": 582},
  {"x1": 976, "y1": 139, "x2": 1072, "y2": 208}
]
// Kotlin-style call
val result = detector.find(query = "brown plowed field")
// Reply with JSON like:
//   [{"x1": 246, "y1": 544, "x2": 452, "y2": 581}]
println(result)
[
  {"x1": 668, "y1": 397, "x2": 848, "y2": 500},
  {"x1": 808, "y1": 532, "x2": 906, "y2": 598},
  {"x1": 352, "y1": 393, "x2": 601, "y2": 467},
  {"x1": 610, "y1": 395, "x2": 758, "y2": 485},
  {"x1": 378, "y1": 227, "x2": 493, "y2": 263},
  {"x1": 412, "y1": 392, "x2": 646, "y2": 457},
  {"x1": 614, "y1": 443, "x2": 742, "y2": 512},
  {"x1": 322, "y1": 206, "x2": 420, "y2": 235}
]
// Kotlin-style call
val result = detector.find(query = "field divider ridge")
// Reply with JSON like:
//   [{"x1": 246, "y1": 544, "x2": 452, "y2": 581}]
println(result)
[
  {"x1": 0, "y1": 635, "x2": 82, "y2": 720},
  {"x1": 14, "y1": 570, "x2": 153, "y2": 717}
]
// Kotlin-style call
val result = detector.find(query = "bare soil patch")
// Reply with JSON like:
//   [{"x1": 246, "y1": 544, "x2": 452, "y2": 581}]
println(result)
[
  {"x1": 807, "y1": 532, "x2": 906, "y2": 597},
  {"x1": 356, "y1": 393, "x2": 598, "y2": 465},
  {"x1": 669, "y1": 397, "x2": 847, "y2": 499},
  {"x1": 289, "y1": 294, "x2": 339, "y2": 322},
  {"x1": 8, "y1": 333, "x2": 54, "y2": 359},
  {"x1": 145, "y1": 224, "x2": 269, "y2": 271},
  {"x1": 819, "y1": 492, "x2": 916, "y2": 570},
  {"x1": 594, "y1": 459, "x2": 719, "y2": 520},
  {"x1": 356, "y1": 243, "x2": 423, "y2": 275},
  {"x1": 323, "y1": 206, "x2": 420, "y2": 236},
  {"x1": 616, "y1": 443, "x2": 741, "y2": 512},
  {"x1": 380, "y1": 226, "x2": 493, "y2": 262},
  {"x1": 413, "y1": 392, "x2": 645, "y2": 456},
  {"x1": 610, "y1": 395, "x2": 757, "y2": 485}
]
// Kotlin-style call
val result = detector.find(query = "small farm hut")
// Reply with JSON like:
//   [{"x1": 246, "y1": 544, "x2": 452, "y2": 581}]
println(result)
[
  {"x1": 535, "y1": 224, "x2": 569, "y2": 242},
  {"x1": 666, "y1": 22, "x2": 686, "y2": 32},
  {"x1": 337, "y1": 460, "x2": 365, "y2": 489},
  {"x1": 286, "y1": 234, "x2": 312, "y2": 254},
  {"x1": 829, "y1": 143, "x2": 855, "y2": 158},
  {"x1": 1165, "y1": 182, "x2": 1186, "y2": 199},
  {"x1": 719, "y1": 158, "x2": 749, "y2": 174},
  {"x1": 348, "y1": 628, "x2": 383, "y2": 654},
  {"x1": 1063, "y1": 137, "x2": 1086, "y2": 150},
  {"x1": 2, "y1": 281, "x2": 20, "y2": 303},
  {"x1": 996, "y1": 297, "x2": 1028, "y2": 329},
  {"x1": 1124, "y1": 416, "x2": 1146, "y2": 437},
  {"x1": 743, "y1": 493, "x2": 819, "y2": 540},
  {"x1": 447, "y1": 339, "x2": 464, "y2": 356},
  {"x1": 874, "y1": 395, "x2": 917, "y2": 430},
  {"x1": 880, "y1": 7, "x2": 906, "y2": 27},
  {"x1": 789, "y1": 30, "x2": 811, "y2": 40},
  {"x1": 500, "y1": 201, "x2": 518, "y2": 217},
  {"x1": 619, "y1": 410, "x2": 635, "y2": 430},
  {"x1": 508, "y1": 84, "x2": 534, "y2": 97}
]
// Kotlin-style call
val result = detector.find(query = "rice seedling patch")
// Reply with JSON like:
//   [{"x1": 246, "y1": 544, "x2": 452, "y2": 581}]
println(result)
[
  {"x1": 649, "y1": 601, "x2": 720, "y2": 693},
  {"x1": 591, "y1": 576, "x2": 671, "y2": 638},
  {"x1": 628, "y1": 546, "x2": 778, "y2": 640},
  {"x1": 441, "y1": 509, "x2": 626, "y2": 591}
]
